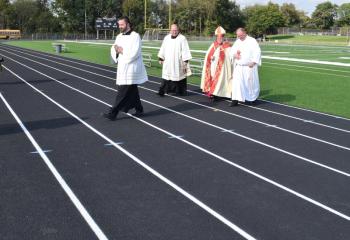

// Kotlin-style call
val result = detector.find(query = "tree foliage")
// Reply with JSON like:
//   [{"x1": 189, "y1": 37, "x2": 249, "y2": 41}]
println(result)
[
  {"x1": 311, "y1": 1, "x2": 338, "y2": 29},
  {"x1": 0, "y1": 0, "x2": 349, "y2": 36},
  {"x1": 336, "y1": 3, "x2": 350, "y2": 27},
  {"x1": 244, "y1": 2, "x2": 285, "y2": 37}
]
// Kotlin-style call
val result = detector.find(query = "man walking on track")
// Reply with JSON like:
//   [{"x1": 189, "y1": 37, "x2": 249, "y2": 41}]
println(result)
[
  {"x1": 200, "y1": 26, "x2": 232, "y2": 102},
  {"x1": 229, "y1": 28, "x2": 261, "y2": 106},
  {"x1": 103, "y1": 16, "x2": 148, "y2": 121},
  {"x1": 157, "y1": 23, "x2": 192, "y2": 96}
]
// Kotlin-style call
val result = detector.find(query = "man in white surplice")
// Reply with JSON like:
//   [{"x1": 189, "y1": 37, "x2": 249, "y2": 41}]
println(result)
[
  {"x1": 229, "y1": 28, "x2": 261, "y2": 106},
  {"x1": 157, "y1": 24, "x2": 192, "y2": 96},
  {"x1": 103, "y1": 16, "x2": 148, "y2": 120}
]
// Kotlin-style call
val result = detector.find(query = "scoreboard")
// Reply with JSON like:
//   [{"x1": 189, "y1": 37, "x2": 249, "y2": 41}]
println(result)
[{"x1": 95, "y1": 17, "x2": 118, "y2": 30}]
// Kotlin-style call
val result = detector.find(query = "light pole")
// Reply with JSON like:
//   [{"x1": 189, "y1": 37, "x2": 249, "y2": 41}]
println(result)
[
  {"x1": 84, "y1": 0, "x2": 87, "y2": 39},
  {"x1": 168, "y1": 0, "x2": 172, "y2": 29}
]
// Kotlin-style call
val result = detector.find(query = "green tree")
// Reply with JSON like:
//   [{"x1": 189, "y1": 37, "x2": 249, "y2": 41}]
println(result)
[
  {"x1": 0, "y1": 0, "x2": 11, "y2": 28},
  {"x1": 10, "y1": 0, "x2": 38, "y2": 33},
  {"x1": 212, "y1": 0, "x2": 243, "y2": 35},
  {"x1": 311, "y1": 1, "x2": 338, "y2": 29},
  {"x1": 146, "y1": 0, "x2": 168, "y2": 29},
  {"x1": 298, "y1": 11, "x2": 312, "y2": 28},
  {"x1": 336, "y1": 3, "x2": 350, "y2": 27},
  {"x1": 244, "y1": 2, "x2": 285, "y2": 37},
  {"x1": 280, "y1": 3, "x2": 300, "y2": 27},
  {"x1": 122, "y1": 0, "x2": 144, "y2": 33}
]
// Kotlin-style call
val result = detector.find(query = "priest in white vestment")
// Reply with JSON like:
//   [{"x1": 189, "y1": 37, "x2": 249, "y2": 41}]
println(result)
[
  {"x1": 157, "y1": 24, "x2": 192, "y2": 96},
  {"x1": 229, "y1": 28, "x2": 261, "y2": 106},
  {"x1": 200, "y1": 26, "x2": 232, "y2": 101},
  {"x1": 103, "y1": 16, "x2": 148, "y2": 120}
]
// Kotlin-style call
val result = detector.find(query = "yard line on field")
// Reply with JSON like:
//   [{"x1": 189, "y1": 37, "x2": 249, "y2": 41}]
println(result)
[
  {"x1": 264, "y1": 64, "x2": 349, "y2": 78},
  {"x1": 3, "y1": 65, "x2": 257, "y2": 240},
  {"x1": 262, "y1": 61, "x2": 350, "y2": 74},
  {"x1": 56, "y1": 40, "x2": 350, "y2": 67},
  {"x1": 0, "y1": 92, "x2": 109, "y2": 240},
  {"x1": 3, "y1": 53, "x2": 350, "y2": 180}
]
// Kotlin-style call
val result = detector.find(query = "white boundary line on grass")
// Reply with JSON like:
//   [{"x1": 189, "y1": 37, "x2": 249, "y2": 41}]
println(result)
[
  {"x1": 182, "y1": 88, "x2": 350, "y2": 133},
  {"x1": 4, "y1": 53, "x2": 350, "y2": 178},
  {"x1": 0, "y1": 92, "x2": 109, "y2": 240},
  {"x1": 3, "y1": 65, "x2": 257, "y2": 240},
  {"x1": 3, "y1": 48, "x2": 349, "y2": 152},
  {"x1": 3, "y1": 44, "x2": 349, "y2": 122},
  {"x1": 4, "y1": 63, "x2": 350, "y2": 223},
  {"x1": 61, "y1": 40, "x2": 350, "y2": 67}
]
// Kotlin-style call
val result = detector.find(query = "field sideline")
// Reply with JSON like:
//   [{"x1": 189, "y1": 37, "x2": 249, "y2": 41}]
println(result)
[{"x1": 2, "y1": 40, "x2": 350, "y2": 119}]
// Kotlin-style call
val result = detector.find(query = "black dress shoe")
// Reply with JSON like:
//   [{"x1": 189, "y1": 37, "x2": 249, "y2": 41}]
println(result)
[
  {"x1": 229, "y1": 100, "x2": 238, "y2": 107},
  {"x1": 246, "y1": 100, "x2": 255, "y2": 106},
  {"x1": 157, "y1": 91, "x2": 165, "y2": 97},
  {"x1": 102, "y1": 112, "x2": 117, "y2": 121},
  {"x1": 132, "y1": 110, "x2": 144, "y2": 117}
]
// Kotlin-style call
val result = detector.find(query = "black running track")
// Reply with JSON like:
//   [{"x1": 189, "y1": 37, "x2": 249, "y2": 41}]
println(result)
[{"x1": 1, "y1": 43, "x2": 350, "y2": 240}]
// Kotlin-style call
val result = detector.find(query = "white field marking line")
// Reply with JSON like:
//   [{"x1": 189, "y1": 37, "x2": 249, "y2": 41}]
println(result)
[
  {"x1": 339, "y1": 57, "x2": 350, "y2": 59},
  {"x1": 184, "y1": 81, "x2": 350, "y2": 122},
  {"x1": 4, "y1": 55, "x2": 350, "y2": 179},
  {"x1": 5, "y1": 44, "x2": 350, "y2": 123},
  {"x1": 3, "y1": 66, "x2": 256, "y2": 240},
  {"x1": 0, "y1": 92, "x2": 108, "y2": 240},
  {"x1": 264, "y1": 64, "x2": 350, "y2": 78},
  {"x1": 263, "y1": 61, "x2": 350, "y2": 74},
  {"x1": 5, "y1": 67, "x2": 350, "y2": 223},
  {"x1": 60, "y1": 40, "x2": 350, "y2": 67},
  {"x1": 262, "y1": 56, "x2": 350, "y2": 67},
  {"x1": 3, "y1": 49, "x2": 350, "y2": 152},
  {"x1": 148, "y1": 80, "x2": 350, "y2": 134},
  {"x1": 3, "y1": 45, "x2": 350, "y2": 122}
]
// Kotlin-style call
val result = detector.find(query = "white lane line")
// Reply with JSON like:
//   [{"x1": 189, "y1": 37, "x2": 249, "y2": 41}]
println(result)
[
  {"x1": 3, "y1": 66, "x2": 256, "y2": 240},
  {"x1": 0, "y1": 92, "x2": 108, "y2": 240},
  {"x1": 4, "y1": 64, "x2": 350, "y2": 222},
  {"x1": 104, "y1": 142, "x2": 124, "y2": 146},
  {"x1": 4, "y1": 44, "x2": 349, "y2": 123},
  {"x1": 3, "y1": 54, "x2": 350, "y2": 179},
  {"x1": 221, "y1": 129, "x2": 235, "y2": 133},
  {"x1": 168, "y1": 135, "x2": 184, "y2": 139},
  {"x1": 30, "y1": 150, "x2": 52, "y2": 154},
  {"x1": 181, "y1": 88, "x2": 350, "y2": 134},
  {"x1": 185, "y1": 81, "x2": 350, "y2": 122},
  {"x1": 2, "y1": 49, "x2": 349, "y2": 151}
]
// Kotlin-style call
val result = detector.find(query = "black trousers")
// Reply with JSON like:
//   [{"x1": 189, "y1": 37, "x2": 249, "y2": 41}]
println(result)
[
  {"x1": 109, "y1": 84, "x2": 143, "y2": 115},
  {"x1": 158, "y1": 78, "x2": 187, "y2": 96}
]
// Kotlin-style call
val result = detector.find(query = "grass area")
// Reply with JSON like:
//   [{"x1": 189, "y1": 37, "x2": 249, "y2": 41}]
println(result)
[
  {"x1": 267, "y1": 34, "x2": 350, "y2": 46},
  {"x1": 3, "y1": 40, "x2": 350, "y2": 119}
]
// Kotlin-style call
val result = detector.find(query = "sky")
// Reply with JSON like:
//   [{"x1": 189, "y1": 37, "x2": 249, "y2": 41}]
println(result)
[{"x1": 235, "y1": 0, "x2": 349, "y2": 15}]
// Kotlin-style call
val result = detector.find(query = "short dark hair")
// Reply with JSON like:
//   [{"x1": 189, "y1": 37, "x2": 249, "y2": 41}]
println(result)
[{"x1": 118, "y1": 16, "x2": 132, "y2": 28}]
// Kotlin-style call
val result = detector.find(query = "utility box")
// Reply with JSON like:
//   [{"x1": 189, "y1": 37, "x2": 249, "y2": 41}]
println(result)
[{"x1": 55, "y1": 44, "x2": 62, "y2": 54}]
